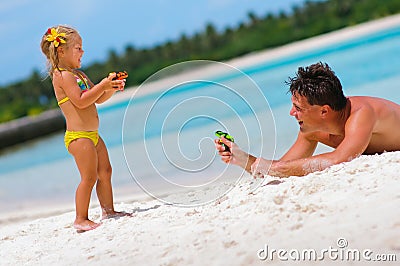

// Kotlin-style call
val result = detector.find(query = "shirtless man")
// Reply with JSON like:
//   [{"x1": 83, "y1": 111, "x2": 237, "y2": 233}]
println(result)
[{"x1": 215, "y1": 62, "x2": 400, "y2": 178}]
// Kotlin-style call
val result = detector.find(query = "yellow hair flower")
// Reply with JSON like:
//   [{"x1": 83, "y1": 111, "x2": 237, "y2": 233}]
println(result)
[{"x1": 46, "y1": 28, "x2": 66, "y2": 47}]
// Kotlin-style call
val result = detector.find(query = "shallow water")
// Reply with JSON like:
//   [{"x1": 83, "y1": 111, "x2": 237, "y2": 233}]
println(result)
[{"x1": 1, "y1": 25, "x2": 399, "y2": 213}]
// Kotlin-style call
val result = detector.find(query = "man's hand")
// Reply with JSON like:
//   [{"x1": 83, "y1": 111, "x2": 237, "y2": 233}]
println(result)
[
  {"x1": 214, "y1": 136, "x2": 256, "y2": 172},
  {"x1": 215, "y1": 136, "x2": 234, "y2": 164}
]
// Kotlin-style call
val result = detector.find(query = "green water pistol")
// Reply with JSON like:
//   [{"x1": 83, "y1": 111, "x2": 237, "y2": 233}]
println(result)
[{"x1": 215, "y1": 130, "x2": 234, "y2": 152}]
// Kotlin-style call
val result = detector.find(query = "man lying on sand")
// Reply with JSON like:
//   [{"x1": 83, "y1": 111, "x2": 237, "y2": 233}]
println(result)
[{"x1": 215, "y1": 62, "x2": 400, "y2": 178}]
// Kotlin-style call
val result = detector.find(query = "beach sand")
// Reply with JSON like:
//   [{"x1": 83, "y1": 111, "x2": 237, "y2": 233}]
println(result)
[
  {"x1": 1, "y1": 151, "x2": 399, "y2": 265},
  {"x1": 1, "y1": 15, "x2": 400, "y2": 265}
]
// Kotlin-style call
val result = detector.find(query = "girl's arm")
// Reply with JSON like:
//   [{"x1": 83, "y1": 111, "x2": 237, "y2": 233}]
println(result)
[
  {"x1": 96, "y1": 79, "x2": 125, "y2": 103},
  {"x1": 96, "y1": 90, "x2": 116, "y2": 104},
  {"x1": 56, "y1": 71, "x2": 115, "y2": 109},
  {"x1": 82, "y1": 71, "x2": 125, "y2": 104}
]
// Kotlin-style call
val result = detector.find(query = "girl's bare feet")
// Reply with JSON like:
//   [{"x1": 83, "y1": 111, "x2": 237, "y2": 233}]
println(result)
[
  {"x1": 101, "y1": 210, "x2": 132, "y2": 220},
  {"x1": 73, "y1": 219, "x2": 101, "y2": 233}
]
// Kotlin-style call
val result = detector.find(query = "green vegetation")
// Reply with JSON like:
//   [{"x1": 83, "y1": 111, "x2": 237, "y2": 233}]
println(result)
[{"x1": 1, "y1": 0, "x2": 400, "y2": 123}]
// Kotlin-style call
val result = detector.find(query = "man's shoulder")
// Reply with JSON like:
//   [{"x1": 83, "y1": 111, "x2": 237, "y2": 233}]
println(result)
[
  {"x1": 348, "y1": 96, "x2": 379, "y2": 113},
  {"x1": 349, "y1": 95, "x2": 395, "y2": 105},
  {"x1": 349, "y1": 96, "x2": 399, "y2": 115},
  {"x1": 348, "y1": 95, "x2": 376, "y2": 103}
]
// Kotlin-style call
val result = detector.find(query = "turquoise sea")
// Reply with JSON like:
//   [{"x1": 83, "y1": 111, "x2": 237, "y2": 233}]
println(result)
[{"x1": 1, "y1": 23, "x2": 400, "y2": 213}]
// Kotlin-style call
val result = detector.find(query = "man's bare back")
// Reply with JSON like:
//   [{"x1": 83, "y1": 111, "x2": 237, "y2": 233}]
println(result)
[{"x1": 310, "y1": 96, "x2": 400, "y2": 154}]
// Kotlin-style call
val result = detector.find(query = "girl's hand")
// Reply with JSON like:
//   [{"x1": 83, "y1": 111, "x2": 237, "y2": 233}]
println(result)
[
  {"x1": 100, "y1": 74, "x2": 126, "y2": 91},
  {"x1": 111, "y1": 79, "x2": 125, "y2": 91},
  {"x1": 108, "y1": 72, "x2": 126, "y2": 91}
]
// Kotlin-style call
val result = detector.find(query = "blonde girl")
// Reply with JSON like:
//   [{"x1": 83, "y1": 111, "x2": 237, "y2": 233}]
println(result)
[{"x1": 40, "y1": 25, "x2": 129, "y2": 232}]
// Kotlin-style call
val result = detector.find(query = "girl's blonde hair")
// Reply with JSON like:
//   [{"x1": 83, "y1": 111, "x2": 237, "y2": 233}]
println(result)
[{"x1": 40, "y1": 25, "x2": 80, "y2": 75}]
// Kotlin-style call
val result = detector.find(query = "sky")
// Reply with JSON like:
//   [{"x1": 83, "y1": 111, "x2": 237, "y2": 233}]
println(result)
[{"x1": 0, "y1": 0, "x2": 307, "y2": 86}]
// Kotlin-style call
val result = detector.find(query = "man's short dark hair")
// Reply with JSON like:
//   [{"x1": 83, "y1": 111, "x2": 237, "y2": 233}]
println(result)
[{"x1": 287, "y1": 62, "x2": 347, "y2": 111}]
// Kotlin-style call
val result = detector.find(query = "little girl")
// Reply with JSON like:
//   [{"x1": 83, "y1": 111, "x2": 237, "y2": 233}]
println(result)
[{"x1": 40, "y1": 25, "x2": 129, "y2": 232}]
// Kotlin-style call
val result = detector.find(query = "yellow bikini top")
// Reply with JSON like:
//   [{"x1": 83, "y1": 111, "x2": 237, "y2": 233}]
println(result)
[{"x1": 57, "y1": 68, "x2": 91, "y2": 106}]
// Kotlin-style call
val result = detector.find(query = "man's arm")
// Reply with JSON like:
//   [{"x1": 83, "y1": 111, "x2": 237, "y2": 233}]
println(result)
[
  {"x1": 216, "y1": 131, "x2": 318, "y2": 175},
  {"x1": 250, "y1": 132, "x2": 319, "y2": 177},
  {"x1": 253, "y1": 151, "x2": 338, "y2": 177},
  {"x1": 253, "y1": 107, "x2": 376, "y2": 177},
  {"x1": 280, "y1": 131, "x2": 318, "y2": 161}
]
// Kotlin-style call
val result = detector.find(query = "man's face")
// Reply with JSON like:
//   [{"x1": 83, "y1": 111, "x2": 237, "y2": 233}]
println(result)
[{"x1": 289, "y1": 93, "x2": 323, "y2": 132}]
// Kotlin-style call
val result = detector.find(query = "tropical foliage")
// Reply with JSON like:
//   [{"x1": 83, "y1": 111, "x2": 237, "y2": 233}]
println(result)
[{"x1": 1, "y1": 0, "x2": 399, "y2": 123}]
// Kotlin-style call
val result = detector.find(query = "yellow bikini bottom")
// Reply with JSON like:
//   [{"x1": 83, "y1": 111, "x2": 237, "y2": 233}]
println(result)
[{"x1": 64, "y1": 130, "x2": 99, "y2": 151}]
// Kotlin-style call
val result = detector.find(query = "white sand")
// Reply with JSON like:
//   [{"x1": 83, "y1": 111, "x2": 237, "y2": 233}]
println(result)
[
  {"x1": 1, "y1": 15, "x2": 400, "y2": 265},
  {"x1": 1, "y1": 152, "x2": 399, "y2": 265}
]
